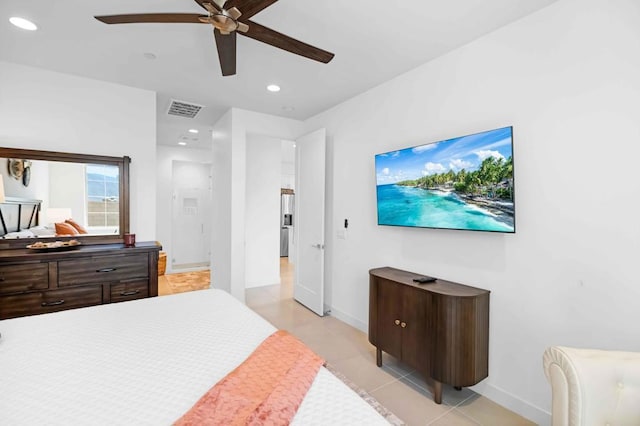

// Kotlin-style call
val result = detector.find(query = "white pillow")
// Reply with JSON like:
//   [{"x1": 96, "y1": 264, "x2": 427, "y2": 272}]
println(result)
[
  {"x1": 2, "y1": 230, "x2": 36, "y2": 239},
  {"x1": 29, "y1": 226, "x2": 56, "y2": 237}
]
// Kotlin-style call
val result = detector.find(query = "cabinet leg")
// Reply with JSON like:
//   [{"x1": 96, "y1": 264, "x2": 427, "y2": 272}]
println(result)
[
  {"x1": 454, "y1": 386, "x2": 462, "y2": 391},
  {"x1": 433, "y1": 381, "x2": 442, "y2": 404},
  {"x1": 376, "y1": 348, "x2": 382, "y2": 367}
]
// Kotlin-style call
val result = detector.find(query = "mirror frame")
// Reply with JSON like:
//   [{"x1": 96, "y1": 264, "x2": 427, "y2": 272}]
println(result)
[{"x1": 0, "y1": 147, "x2": 130, "y2": 248}]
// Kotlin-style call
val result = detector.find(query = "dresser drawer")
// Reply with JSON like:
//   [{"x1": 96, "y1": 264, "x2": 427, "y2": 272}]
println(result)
[
  {"x1": 0, "y1": 285, "x2": 103, "y2": 319},
  {"x1": 0, "y1": 262, "x2": 49, "y2": 295},
  {"x1": 58, "y1": 253, "x2": 149, "y2": 286},
  {"x1": 110, "y1": 280, "x2": 148, "y2": 303}
]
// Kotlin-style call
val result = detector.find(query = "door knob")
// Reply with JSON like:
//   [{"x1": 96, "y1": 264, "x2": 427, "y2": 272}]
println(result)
[
  {"x1": 394, "y1": 319, "x2": 400, "y2": 325},
  {"x1": 311, "y1": 243, "x2": 325, "y2": 249}
]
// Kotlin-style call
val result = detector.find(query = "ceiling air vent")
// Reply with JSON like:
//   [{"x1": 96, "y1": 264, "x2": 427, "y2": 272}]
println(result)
[{"x1": 167, "y1": 99, "x2": 204, "y2": 119}]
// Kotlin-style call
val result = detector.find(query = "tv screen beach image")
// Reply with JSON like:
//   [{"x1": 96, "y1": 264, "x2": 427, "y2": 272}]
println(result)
[{"x1": 375, "y1": 127, "x2": 515, "y2": 233}]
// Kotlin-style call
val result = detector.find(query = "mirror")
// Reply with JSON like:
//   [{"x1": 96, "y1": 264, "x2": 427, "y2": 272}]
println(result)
[{"x1": 0, "y1": 147, "x2": 130, "y2": 247}]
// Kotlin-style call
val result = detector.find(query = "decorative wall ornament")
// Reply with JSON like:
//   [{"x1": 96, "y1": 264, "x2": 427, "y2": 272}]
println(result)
[
  {"x1": 8, "y1": 158, "x2": 24, "y2": 179},
  {"x1": 7, "y1": 159, "x2": 32, "y2": 187},
  {"x1": 23, "y1": 161, "x2": 32, "y2": 187}
]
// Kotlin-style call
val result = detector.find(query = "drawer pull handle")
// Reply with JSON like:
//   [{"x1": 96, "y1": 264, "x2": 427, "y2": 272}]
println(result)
[
  {"x1": 42, "y1": 299, "x2": 65, "y2": 307},
  {"x1": 120, "y1": 290, "x2": 140, "y2": 297},
  {"x1": 394, "y1": 319, "x2": 400, "y2": 326},
  {"x1": 0, "y1": 277, "x2": 5, "y2": 282},
  {"x1": 97, "y1": 268, "x2": 117, "y2": 273},
  {"x1": 401, "y1": 322, "x2": 407, "y2": 328}
]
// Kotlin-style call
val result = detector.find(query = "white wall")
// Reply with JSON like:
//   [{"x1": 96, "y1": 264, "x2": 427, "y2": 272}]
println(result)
[
  {"x1": 211, "y1": 110, "x2": 234, "y2": 295},
  {"x1": 48, "y1": 162, "x2": 86, "y2": 226},
  {"x1": 211, "y1": 108, "x2": 303, "y2": 301},
  {"x1": 304, "y1": 0, "x2": 640, "y2": 423},
  {"x1": 245, "y1": 134, "x2": 282, "y2": 288},
  {"x1": 281, "y1": 140, "x2": 296, "y2": 190},
  {"x1": 0, "y1": 159, "x2": 49, "y2": 204},
  {"x1": 156, "y1": 145, "x2": 212, "y2": 273},
  {"x1": 0, "y1": 61, "x2": 157, "y2": 240}
]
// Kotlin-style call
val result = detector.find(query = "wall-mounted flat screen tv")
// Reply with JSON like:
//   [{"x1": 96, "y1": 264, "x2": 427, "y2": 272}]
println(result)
[{"x1": 375, "y1": 126, "x2": 515, "y2": 233}]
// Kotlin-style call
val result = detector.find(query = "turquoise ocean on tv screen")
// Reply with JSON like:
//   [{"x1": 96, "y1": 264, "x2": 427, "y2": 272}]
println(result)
[{"x1": 377, "y1": 184, "x2": 513, "y2": 232}]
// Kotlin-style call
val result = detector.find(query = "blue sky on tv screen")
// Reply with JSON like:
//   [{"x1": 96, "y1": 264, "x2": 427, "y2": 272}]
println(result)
[{"x1": 376, "y1": 127, "x2": 513, "y2": 185}]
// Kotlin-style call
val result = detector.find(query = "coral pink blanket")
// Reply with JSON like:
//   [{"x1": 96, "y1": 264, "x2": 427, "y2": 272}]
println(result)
[{"x1": 174, "y1": 330, "x2": 324, "y2": 426}]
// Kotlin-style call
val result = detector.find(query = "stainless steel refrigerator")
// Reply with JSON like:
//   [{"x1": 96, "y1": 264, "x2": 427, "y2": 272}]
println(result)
[{"x1": 280, "y1": 193, "x2": 294, "y2": 257}]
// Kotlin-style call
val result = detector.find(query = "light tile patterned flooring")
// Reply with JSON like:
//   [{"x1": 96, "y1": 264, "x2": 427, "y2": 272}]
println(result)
[{"x1": 161, "y1": 259, "x2": 535, "y2": 425}]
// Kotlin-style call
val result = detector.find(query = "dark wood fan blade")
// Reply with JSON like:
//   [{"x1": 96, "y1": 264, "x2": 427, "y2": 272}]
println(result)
[
  {"x1": 194, "y1": 0, "x2": 225, "y2": 10},
  {"x1": 225, "y1": 0, "x2": 278, "y2": 20},
  {"x1": 196, "y1": 0, "x2": 225, "y2": 11},
  {"x1": 194, "y1": 0, "x2": 208, "y2": 9},
  {"x1": 214, "y1": 29, "x2": 237, "y2": 76},
  {"x1": 240, "y1": 20, "x2": 334, "y2": 63},
  {"x1": 95, "y1": 14, "x2": 208, "y2": 24}
]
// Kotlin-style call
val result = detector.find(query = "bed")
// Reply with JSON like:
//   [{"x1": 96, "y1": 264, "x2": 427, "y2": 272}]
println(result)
[
  {"x1": 0, "y1": 289, "x2": 391, "y2": 425},
  {"x1": 0, "y1": 197, "x2": 42, "y2": 238}
]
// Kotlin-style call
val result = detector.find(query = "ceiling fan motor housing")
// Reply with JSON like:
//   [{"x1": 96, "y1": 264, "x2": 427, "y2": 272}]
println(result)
[{"x1": 211, "y1": 13, "x2": 238, "y2": 33}]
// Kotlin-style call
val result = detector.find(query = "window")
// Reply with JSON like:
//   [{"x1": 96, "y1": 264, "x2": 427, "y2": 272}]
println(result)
[{"x1": 86, "y1": 164, "x2": 119, "y2": 228}]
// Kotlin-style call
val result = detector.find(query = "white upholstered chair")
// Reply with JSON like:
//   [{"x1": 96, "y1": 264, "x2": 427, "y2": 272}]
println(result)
[{"x1": 543, "y1": 346, "x2": 640, "y2": 426}]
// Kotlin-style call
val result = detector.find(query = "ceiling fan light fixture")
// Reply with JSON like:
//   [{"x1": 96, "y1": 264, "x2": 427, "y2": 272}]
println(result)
[
  {"x1": 267, "y1": 84, "x2": 281, "y2": 93},
  {"x1": 9, "y1": 17, "x2": 38, "y2": 31},
  {"x1": 211, "y1": 14, "x2": 238, "y2": 33}
]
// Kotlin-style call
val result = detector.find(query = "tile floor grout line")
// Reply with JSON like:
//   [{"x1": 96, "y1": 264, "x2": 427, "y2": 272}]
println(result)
[
  {"x1": 368, "y1": 376, "x2": 403, "y2": 394},
  {"x1": 453, "y1": 392, "x2": 475, "y2": 408},
  {"x1": 425, "y1": 405, "x2": 456, "y2": 426},
  {"x1": 456, "y1": 408, "x2": 485, "y2": 426}
]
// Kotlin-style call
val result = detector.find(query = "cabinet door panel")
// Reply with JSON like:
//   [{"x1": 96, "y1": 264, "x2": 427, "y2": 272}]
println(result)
[
  {"x1": 376, "y1": 279, "x2": 403, "y2": 358},
  {"x1": 401, "y1": 286, "x2": 430, "y2": 372},
  {"x1": 430, "y1": 294, "x2": 489, "y2": 386}
]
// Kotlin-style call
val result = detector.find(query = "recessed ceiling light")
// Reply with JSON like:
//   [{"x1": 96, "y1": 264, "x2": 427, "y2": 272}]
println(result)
[
  {"x1": 178, "y1": 142, "x2": 187, "y2": 146},
  {"x1": 9, "y1": 17, "x2": 37, "y2": 31},
  {"x1": 143, "y1": 52, "x2": 157, "y2": 60},
  {"x1": 293, "y1": 143, "x2": 297, "y2": 148},
  {"x1": 267, "y1": 84, "x2": 281, "y2": 92},
  {"x1": 188, "y1": 129, "x2": 199, "y2": 134}
]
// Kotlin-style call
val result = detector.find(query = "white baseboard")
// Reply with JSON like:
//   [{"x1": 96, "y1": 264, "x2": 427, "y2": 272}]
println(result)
[
  {"x1": 471, "y1": 382, "x2": 551, "y2": 425},
  {"x1": 327, "y1": 306, "x2": 368, "y2": 333}
]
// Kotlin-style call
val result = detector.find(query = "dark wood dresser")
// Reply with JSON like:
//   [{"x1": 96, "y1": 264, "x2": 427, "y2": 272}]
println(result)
[
  {"x1": 0, "y1": 242, "x2": 161, "y2": 320},
  {"x1": 369, "y1": 267, "x2": 490, "y2": 404}
]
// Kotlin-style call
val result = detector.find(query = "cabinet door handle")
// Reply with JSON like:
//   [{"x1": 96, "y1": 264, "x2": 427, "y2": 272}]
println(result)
[
  {"x1": 401, "y1": 322, "x2": 407, "y2": 328},
  {"x1": 41, "y1": 299, "x2": 65, "y2": 307},
  {"x1": 394, "y1": 319, "x2": 400, "y2": 326},
  {"x1": 120, "y1": 290, "x2": 140, "y2": 297},
  {"x1": 96, "y1": 268, "x2": 117, "y2": 273}
]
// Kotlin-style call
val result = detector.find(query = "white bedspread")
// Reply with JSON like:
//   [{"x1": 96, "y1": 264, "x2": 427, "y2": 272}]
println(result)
[{"x1": 0, "y1": 289, "x2": 389, "y2": 425}]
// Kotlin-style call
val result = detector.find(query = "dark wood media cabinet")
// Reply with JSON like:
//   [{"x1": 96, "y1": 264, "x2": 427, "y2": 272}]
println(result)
[
  {"x1": 369, "y1": 267, "x2": 490, "y2": 404},
  {"x1": 0, "y1": 242, "x2": 161, "y2": 320}
]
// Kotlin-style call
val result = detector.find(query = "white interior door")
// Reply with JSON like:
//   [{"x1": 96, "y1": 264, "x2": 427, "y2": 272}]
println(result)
[
  {"x1": 171, "y1": 161, "x2": 212, "y2": 271},
  {"x1": 294, "y1": 128, "x2": 326, "y2": 316}
]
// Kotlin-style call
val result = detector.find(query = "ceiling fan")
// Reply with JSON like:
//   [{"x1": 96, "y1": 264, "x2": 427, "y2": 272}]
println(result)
[{"x1": 95, "y1": 0, "x2": 334, "y2": 76}]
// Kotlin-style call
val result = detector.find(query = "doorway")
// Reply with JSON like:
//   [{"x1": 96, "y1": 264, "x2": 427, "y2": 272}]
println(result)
[{"x1": 171, "y1": 160, "x2": 212, "y2": 272}]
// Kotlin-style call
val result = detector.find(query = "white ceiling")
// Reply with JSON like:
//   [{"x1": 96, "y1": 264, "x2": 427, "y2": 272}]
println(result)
[{"x1": 0, "y1": 0, "x2": 557, "y2": 149}]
